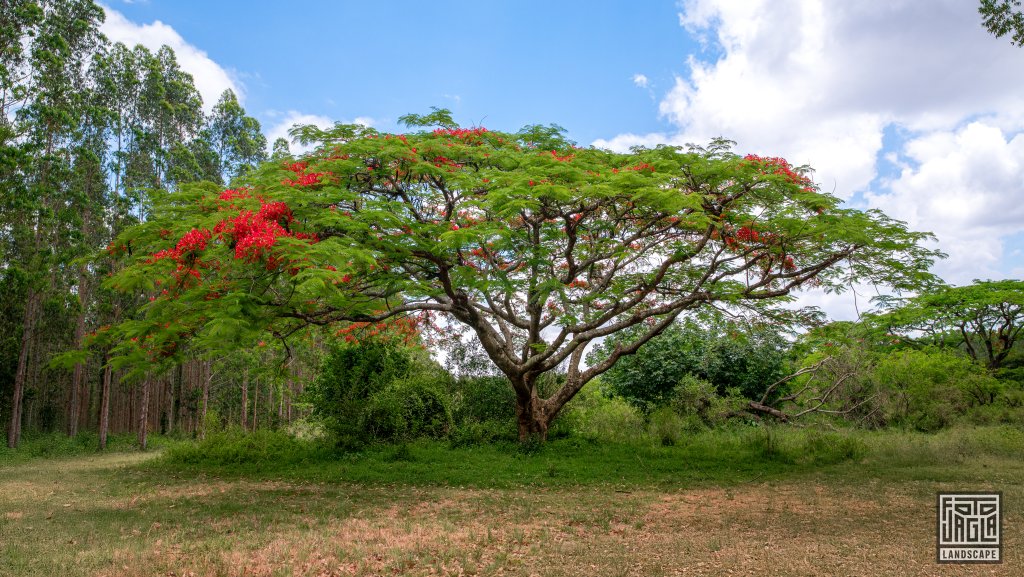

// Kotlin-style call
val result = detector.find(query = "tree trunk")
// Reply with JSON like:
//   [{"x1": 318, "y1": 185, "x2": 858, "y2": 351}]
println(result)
[
  {"x1": 252, "y1": 377, "x2": 258, "y2": 431},
  {"x1": 7, "y1": 288, "x2": 40, "y2": 448},
  {"x1": 746, "y1": 401, "x2": 791, "y2": 422},
  {"x1": 199, "y1": 361, "x2": 210, "y2": 439},
  {"x1": 515, "y1": 389, "x2": 552, "y2": 442},
  {"x1": 241, "y1": 370, "x2": 249, "y2": 431},
  {"x1": 67, "y1": 273, "x2": 90, "y2": 437},
  {"x1": 99, "y1": 353, "x2": 112, "y2": 450},
  {"x1": 137, "y1": 377, "x2": 150, "y2": 450}
]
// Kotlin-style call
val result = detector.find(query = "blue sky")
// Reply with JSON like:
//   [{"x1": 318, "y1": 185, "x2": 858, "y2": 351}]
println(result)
[
  {"x1": 106, "y1": 0, "x2": 691, "y2": 143},
  {"x1": 102, "y1": 1, "x2": 1024, "y2": 319}
]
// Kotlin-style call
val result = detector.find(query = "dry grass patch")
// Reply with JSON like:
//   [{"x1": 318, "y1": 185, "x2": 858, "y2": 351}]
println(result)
[{"x1": 3, "y1": 447, "x2": 1022, "y2": 576}]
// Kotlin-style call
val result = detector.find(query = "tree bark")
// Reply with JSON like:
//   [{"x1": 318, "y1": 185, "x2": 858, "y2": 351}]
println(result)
[
  {"x1": 98, "y1": 353, "x2": 112, "y2": 450},
  {"x1": 67, "y1": 272, "x2": 90, "y2": 437},
  {"x1": 137, "y1": 377, "x2": 150, "y2": 450},
  {"x1": 7, "y1": 288, "x2": 40, "y2": 448},
  {"x1": 514, "y1": 376, "x2": 554, "y2": 442},
  {"x1": 199, "y1": 361, "x2": 210, "y2": 439},
  {"x1": 746, "y1": 401, "x2": 791, "y2": 422},
  {"x1": 252, "y1": 377, "x2": 259, "y2": 431},
  {"x1": 241, "y1": 369, "x2": 249, "y2": 431}
]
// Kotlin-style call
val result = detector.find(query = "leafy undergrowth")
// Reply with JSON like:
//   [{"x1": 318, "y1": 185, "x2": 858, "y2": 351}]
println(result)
[
  {"x1": 157, "y1": 425, "x2": 1024, "y2": 489},
  {"x1": 2, "y1": 426, "x2": 1023, "y2": 576}
]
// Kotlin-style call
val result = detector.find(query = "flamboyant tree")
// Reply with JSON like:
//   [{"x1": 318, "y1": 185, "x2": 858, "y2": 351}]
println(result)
[{"x1": 103, "y1": 110, "x2": 940, "y2": 440}]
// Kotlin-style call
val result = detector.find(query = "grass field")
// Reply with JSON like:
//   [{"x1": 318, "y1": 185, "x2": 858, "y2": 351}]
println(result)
[{"x1": 1, "y1": 427, "x2": 1022, "y2": 576}]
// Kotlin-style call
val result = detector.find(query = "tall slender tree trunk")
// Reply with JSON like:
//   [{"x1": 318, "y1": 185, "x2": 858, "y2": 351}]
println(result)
[
  {"x1": 98, "y1": 353, "x2": 112, "y2": 450},
  {"x1": 67, "y1": 272, "x2": 90, "y2": 437},
  {"x1": 199, "y1": 361, "x2": 210, "y2": 439},
  {"x1": 169, "y1": 362, "x2": 182, "y2": 433},
  {"x1": 137, "y1": 377, "x2": 150, "y2": 449},
  {"x1": 252, "y1": 377, "x2": 258, "y2": 431},
  {"x1": 7, "y1": 288, "x2": 41, "y2": 448},
  {"x1": 241, "y1": 370, "x2": 249, "y2": 431}
]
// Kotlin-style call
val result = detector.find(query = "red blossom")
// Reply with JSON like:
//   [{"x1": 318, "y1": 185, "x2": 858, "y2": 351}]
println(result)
[
  {"x1": 218, "y1": 188, "x2": 251, "y2": 202},
  {"x1": 257, "y1": 201, "x2": 293, "y2": 224}
]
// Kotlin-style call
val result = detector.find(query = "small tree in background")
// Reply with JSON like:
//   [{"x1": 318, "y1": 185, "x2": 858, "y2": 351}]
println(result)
[
  {"x1": 590, "y1": 315, "x2": 791, "y2": 410},
  {"x1": 873, "y1": 280, "x2": 1024, "y2": 370}
]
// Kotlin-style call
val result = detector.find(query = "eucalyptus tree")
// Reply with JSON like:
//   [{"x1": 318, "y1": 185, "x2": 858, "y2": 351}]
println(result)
[
  {"x1": 3, "y1": 0, "x2": 105, "y2": 447},
  {"x1": 209, "y1": 88, "x2": 268, "y2": 183}
]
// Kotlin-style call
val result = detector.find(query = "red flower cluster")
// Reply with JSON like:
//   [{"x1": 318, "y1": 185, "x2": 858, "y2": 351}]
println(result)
[
  {"x1": 219, "y1": 188, "x2": 251, "y2": 202},
  {"x1": 547, "y1": 150, "x2": 574, "y2": 162},
  {"x1": 147, "y1": 228, "x2": 211, "y2": 264},
  {"x1": 742, "y1": 155, "x2": 811, "y2": 188},
  {"x1": 177, "y1": 228, "x2": 211, "y2": 252},
  {"x1": 282, "y1": 161, "x2": 325, "y2": 186},
  {"x1": 611, "y1": 163, "x2": 655, "y2": 174},
  {"x1": 257, "y1": 201, "x2": 293, "y2": 225},
  {"x1": 235, "y1": 216, "x2": 287, "y2": 261},
  {"x1": 432, "y1": 127, "x2": 488, "y2": 138},
  {"x1": 735, "y1": 226, "x2": 760, "y2": 243},
  {"x1": 334, "y1": 316, "x2": 421, "y2": 345},
  {"x1": 212, "y1": 209, "x2": 290, "y2": 261}
]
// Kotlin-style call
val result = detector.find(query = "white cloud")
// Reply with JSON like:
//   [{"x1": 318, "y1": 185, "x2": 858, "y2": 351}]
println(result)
[
  {"x1": 632, "y1": 73, "x2": 649, "y2": 89},
  {"x1": 595, "y1": 0, "x2": 1024, "y2": 318},
  {"x1": 867, "y1": 122, "x2": 1024, "y2": 284},
  {"x1": 99, "y1": 5, "x2": 241, "y2": 112},
  {"x1": 265, "y1": 111, "x2": 375, "y2": 155}
]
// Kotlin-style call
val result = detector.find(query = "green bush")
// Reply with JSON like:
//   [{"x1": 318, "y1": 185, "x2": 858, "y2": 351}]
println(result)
[
  {"x1": 361, "y1": 376, "x2": 454, "y2": 442},
  {"x1": 874, "y1": 348, "x2": 1002, "y2": 431},
  {"x1": 449, "y1": 375, "x2": 516, "y2": 425},
  {"x1": 449, "y1": 420, "x2": 517, "y2": 447},
  {"x1": 560, "y1": 384, "x2": 646, "y2": 443},
  {"x1": 669, "y1": 374, "x2": 747, "y2": 428},
  {"x1": 0, "y1": 432, "x2": 149, "y2": 463},
  {"x1": 163, "y1": 428, "x2": 328, "y2": 466},
  {"x1": 797, "y1": 430, "x2": 866, "y2": 465},
  {"x1": 304, "y1": 339, "x2": 414, "y2": 446},
  {"x1": 648, "y1": 406, "x2": 685, "y2": 446}
]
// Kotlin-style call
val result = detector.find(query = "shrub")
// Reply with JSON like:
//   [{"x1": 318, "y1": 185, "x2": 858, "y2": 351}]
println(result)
[
  {"x1": 449, "y1": 420, "x2": 516, "y2": 447},
  {"x1": 163, "y1": 428, "x2": 326, "y2": 466},
  {"x1": 449, "y1": 375, "x2": 516, "y2": 425},
  {"x1": 874, "y1": 347, "x2": 1003, "y2": 431},
  {"x1": 669, "y1": 374, "x2": 747, "y2": 428},
  {"x1": 648, "y1": 406, "x2": 685, "y2": 446},
  {"x1": 797, "y1": 430, "x2": 866, "y2": 465},
  {"x1": 305, "y1": 339, "x2": 413, "y2": 446},
  {"x1": 561, "y1": 384, "x2": 646, "y2": 443},
  {"x1": 361, "y1": 375, "x2": 454, "y2": 442}
]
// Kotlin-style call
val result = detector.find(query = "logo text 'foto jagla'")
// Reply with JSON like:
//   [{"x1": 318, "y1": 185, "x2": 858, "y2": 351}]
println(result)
[{"x1": 937, "y1": 493, "x2": 1001, "y2": 564}]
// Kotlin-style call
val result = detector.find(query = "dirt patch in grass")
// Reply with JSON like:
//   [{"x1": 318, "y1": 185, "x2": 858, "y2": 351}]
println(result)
[
  {"x1": 3, "y1": 451, "x2": 1021, "y2": 576},
  {"x1": 83, "y1": 482, "x2": 1018, "y2": 577}
]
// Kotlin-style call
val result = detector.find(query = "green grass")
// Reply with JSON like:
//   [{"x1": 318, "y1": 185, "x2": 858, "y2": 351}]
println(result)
[
  {"x1": 0, "y1": 431, "x2": 179, "y2": 466},
  {"x1": 2, "y1": 425, "x2": 1023, "y2": 576},
  {"x1": 155, "y1": 424, "x2": 1024, "y2": 489}
]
